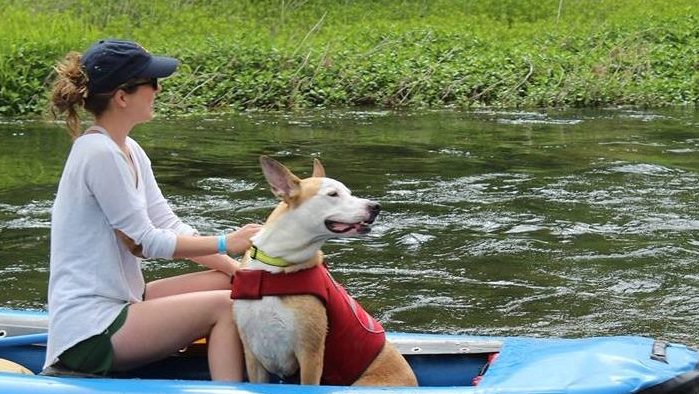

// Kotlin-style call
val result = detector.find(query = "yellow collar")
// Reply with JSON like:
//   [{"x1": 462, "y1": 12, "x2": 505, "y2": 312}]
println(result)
[{"x1": 249, "y1": 245, "x2": 290, "y2": 267}]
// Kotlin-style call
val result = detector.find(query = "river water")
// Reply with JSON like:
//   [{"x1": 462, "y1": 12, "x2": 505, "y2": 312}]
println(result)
[{"x1": 1, "y1": 109, "x2": 698, "y2": 345}]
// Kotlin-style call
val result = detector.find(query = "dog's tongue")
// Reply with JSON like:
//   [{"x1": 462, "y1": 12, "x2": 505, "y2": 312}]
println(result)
[
  {"x1": 327, "y1": 221, "x2": 356, "y2": 233},
  {"x1": 326, "y1": 221, "x2": 371, "y2": 234}
]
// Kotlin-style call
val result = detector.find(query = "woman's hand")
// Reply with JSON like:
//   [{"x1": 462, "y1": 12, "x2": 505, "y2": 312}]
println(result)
[
  {"x1": 226, "y1": 223, "x2": 262, "y2": 254},
  {"x1": 171, "y1": 224, "x2": 262, "y2": 259},
  {"x1": 210, "y1": 254, "x2": 241, "y2": 277}
]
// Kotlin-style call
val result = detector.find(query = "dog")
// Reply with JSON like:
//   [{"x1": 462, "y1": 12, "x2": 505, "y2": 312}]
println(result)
[{"x1": 231, "y1": 156, "x2": 417, "y2": 386}]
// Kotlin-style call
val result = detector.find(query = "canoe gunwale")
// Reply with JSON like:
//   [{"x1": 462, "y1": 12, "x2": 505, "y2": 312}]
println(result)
[
  {"x1": 0, "y1": 309, "x2": 504, "y2": 356},
  {"x1": 391, "y1": 337, "x2": 502, "y2": 355}
]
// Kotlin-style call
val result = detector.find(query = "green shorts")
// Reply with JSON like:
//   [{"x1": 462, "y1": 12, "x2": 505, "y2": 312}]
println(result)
[{"x1": 58, "y1": 305, "x2": 128, "y2": 375}]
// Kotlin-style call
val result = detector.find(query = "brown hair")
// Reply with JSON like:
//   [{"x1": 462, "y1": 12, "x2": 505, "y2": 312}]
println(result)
[{"x1": 49, "y1": 52, "x2": 138, "y2": 139}]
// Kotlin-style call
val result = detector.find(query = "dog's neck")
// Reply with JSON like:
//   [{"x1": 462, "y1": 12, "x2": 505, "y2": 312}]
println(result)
[
  {"x1": 246, "y1": 213, "x2": 327, "y2": 273},
  {"x1": 245, "y1": 246, "x2": 323, "y2": 274}
]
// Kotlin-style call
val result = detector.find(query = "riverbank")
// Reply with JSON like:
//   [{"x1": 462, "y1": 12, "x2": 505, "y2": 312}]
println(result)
[{"x1": 1, "y1": 0, "x2": 696, "y2": 116}]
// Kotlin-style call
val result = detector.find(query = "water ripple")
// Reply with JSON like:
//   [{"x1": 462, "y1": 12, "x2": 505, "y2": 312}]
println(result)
[
  {"x1": 0, "y1": 201, "x2": 52, "y2": 229},
  {"x1": 608, "y1": 163, "x2": 678, "y2": 175},
  {"x1": 379, "y1": 295, "x2": 463, "y2": 323},
  {"x1": 335, "y1": 266, "x2": 545, "y2": 290},
  {"x1": 497, "y1": 118, "x2": 583, "y2": 125},
  {"x1": 196, "y1": 177, "x2": 258, "y2": 192},
  {"x1": 471, "y1": 110, "x2": 584, "y2": 126},
  {"x1": 567, "y1": 245, "x2": 693, "y2": 261},
  {"x1": 455, "y1": 238, "x2": 548, "y2": 256},
  {"x1": 167, "y1": 195, "x2": 271, "y2": 231}
]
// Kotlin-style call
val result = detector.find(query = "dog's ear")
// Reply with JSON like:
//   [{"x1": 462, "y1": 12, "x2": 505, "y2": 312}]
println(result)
[
  {"x1": 259, "y1": 155, "x2": 301, "y2": 200},
  {"x1": 312, "y1": 158, "x2": 325, "y2": 178}
]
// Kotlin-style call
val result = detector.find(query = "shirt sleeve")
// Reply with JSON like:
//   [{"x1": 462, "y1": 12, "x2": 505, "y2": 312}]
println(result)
[
  {"x1": 83, "y1": 140, "x2": 177, "y2": 259},
  {"x1": 131, "y1": 141, "x2": 199, "y2": 236}
]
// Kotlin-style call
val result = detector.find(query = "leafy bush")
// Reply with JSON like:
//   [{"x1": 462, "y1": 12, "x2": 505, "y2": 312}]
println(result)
[{"x1": 0, "y1": 0, "x2": 696, "y2": 116}]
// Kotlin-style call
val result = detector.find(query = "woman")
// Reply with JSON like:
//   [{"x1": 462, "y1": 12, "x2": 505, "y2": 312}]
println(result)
[{"x1": 44, "y1": 39, "x2": 260, "y2": 381}]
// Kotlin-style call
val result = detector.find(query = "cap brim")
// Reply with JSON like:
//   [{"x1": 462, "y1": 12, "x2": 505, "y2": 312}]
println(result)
[{"x1": 139, "y1": 56, "x2": 179, "y2": 79}]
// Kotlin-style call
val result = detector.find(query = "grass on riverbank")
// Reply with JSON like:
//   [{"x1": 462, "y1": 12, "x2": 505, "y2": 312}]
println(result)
[{"x1": 0, "y1": 0, "x2": 697, "y2": 116}]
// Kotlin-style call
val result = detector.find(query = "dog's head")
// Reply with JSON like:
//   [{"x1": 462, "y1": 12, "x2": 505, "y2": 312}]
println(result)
[{"x1": 259, "y1": 155, "x2": 380, "y2": 239}]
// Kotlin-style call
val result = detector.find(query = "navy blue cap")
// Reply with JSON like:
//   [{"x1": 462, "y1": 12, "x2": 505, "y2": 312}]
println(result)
[{"x1": 81, "y1": 39, "x2": 179, "y2": 95}]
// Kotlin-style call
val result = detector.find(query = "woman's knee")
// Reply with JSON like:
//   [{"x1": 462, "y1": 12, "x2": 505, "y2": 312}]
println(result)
[{"x1": 207, "y1": 291, "x2": 234, "y2": 319}]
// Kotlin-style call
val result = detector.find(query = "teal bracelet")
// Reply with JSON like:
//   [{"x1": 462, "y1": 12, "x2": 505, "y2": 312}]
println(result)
[{"x1": 217, "y1": 234, "x2": 227, "y2": 255}]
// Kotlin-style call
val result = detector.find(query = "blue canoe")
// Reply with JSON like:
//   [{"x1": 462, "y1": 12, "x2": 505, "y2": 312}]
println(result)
[{"x1": 0, "y1": 308, "x2": 697, "y2": 393}]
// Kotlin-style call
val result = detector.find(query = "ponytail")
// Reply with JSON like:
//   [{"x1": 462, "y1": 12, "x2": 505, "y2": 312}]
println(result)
[{"x1": 50, "y1": 52, "x2": 88, "y2": 139}]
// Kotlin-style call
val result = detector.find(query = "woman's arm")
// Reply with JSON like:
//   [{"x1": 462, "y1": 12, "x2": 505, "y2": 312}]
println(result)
[
  {"x1": 116, "y1": 223, "x2": 261, "y2": 271},
  {"x1": 171, "y1": 224, "x2": 261, "y2": 259},
  {"x1": 86, "y1": 142, "x2": 179, "y2": 259},
  {"x1": 189, "y1": 254, "x2": 240, "y2": 277}
]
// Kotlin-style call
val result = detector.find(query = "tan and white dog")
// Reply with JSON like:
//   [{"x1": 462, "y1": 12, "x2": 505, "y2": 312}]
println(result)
[{"x1": 231, "y1": 156, "x2": 417, "y2": 386}]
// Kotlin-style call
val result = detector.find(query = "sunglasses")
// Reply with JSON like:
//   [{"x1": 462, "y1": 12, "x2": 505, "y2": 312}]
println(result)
[
  {"x1": 104, "y1": 78, "x2": 158, "y2": 95},
  {"x1": 122, "y1": 78, "x2": 159, "y2": 91}
]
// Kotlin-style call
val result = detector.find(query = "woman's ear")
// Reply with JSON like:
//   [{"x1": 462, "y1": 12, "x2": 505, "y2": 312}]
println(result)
[{"x1": 112, "y1": 89, "x2": 129, "y2": 109}]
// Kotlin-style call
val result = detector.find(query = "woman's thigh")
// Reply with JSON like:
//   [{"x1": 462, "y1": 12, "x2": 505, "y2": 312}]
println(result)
[
  {"x1": 145, "y1": 270, "x2": 231, "y2": 299},
  {"x1": 110, "y1": 290, "x2": 233, "y2": 370}
]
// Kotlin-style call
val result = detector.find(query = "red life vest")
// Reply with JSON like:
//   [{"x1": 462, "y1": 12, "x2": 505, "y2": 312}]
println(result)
[{"x1": 231, "y1": 263, "x2": 385, "y2": 385}]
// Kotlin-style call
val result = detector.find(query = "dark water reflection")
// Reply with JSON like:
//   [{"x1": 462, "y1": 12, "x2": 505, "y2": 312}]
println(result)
[{"x1": 1, "y1": 109, "x2": 698, "y2": 345}]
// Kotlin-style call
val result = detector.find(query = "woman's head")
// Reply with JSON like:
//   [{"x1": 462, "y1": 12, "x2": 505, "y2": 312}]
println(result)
[{"x1": 50, "y1": 39, "x2": 179, "y2": 138}]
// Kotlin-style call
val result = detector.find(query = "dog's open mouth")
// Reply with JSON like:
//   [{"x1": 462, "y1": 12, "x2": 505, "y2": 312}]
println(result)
[{"x1": 325, "y1": 220, "x2": 372, "y2": 234}]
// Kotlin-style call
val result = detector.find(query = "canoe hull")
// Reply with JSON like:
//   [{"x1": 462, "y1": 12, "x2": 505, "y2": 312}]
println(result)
[{"x1": 1, "y1": 308, "x2": 697, "y2": 393}]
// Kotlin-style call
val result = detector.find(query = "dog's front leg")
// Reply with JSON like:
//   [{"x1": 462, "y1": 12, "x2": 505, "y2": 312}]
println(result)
[
  {"x1": 296, "y1": 341, "x2": 325, "y2": 385},
  {"x1": 244, "y1": 347, "x2": 270, "y2": 383},
  {"x1": 288, "y1": 296, "x2": 328, "y2": 385}
]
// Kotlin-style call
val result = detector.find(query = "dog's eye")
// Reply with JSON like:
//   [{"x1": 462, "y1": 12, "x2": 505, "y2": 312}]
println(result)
[{"x1": 327, "y1": 191, "x2": 339, "y2": 197}]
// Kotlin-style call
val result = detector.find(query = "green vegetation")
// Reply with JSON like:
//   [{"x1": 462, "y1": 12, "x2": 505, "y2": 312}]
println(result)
[{"x1": 0, "y1": 0, "x2": 697, "y2": 116}]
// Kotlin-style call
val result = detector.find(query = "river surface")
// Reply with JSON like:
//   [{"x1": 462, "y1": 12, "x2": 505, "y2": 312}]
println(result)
[{"x1": 1, "y1": 109, "x2": 698, "y2": 345}]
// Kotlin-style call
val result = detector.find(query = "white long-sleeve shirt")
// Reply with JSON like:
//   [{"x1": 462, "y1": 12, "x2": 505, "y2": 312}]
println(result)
[{"x1": 44, "y1": 127, "x2": 197, "y2": 369}]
